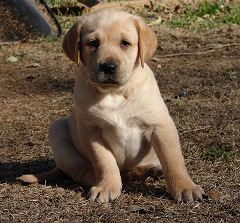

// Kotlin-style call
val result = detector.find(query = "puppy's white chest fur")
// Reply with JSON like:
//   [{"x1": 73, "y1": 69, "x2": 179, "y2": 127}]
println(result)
[{"x1": 93, "y1": 93, "x2": 146, "y2": 169}]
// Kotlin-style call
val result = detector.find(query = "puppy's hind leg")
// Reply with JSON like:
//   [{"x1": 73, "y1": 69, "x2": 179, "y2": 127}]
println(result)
[
  {"x1": 48, "y1": 118, "x2": 96, "y2": 186},
  {"x1": 18, "y1": 118, "x2": 96, "y2": 186}
]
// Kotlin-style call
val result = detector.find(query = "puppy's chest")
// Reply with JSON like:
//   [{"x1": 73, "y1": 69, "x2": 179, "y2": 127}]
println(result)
[
  {"x1": 89, "y1": 95, "x2": 147, "y2": 167},
  {"x1": 101, "y1": 111, "x2": 145, "y2": 167}
]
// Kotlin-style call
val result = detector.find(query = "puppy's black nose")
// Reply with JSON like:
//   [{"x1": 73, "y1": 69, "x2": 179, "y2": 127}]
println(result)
[{"x1": 99, "y1": 62, "x2": 117, "y2": 74}]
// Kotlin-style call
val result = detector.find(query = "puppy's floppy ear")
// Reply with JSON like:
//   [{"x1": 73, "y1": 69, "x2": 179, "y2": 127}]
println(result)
[
  {"x1": 62, "y1": 19, "x2": 84, "y2": 64},
  {"x1": 134, "y1": 18, "x2": 157, "y2": 67}
]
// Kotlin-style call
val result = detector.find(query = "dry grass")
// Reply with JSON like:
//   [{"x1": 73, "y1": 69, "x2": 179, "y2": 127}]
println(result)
[{"x1": 0, "y1": 4, "x2": 240, "y2": 222}]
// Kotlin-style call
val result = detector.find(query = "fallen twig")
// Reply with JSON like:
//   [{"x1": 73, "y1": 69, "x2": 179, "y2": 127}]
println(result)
[
  {"x1": 153, "y1": 43, "x2": 240, "y2": 59},
  {"x1": 180, "y1": 126, "x2": 211, "y2": 136},
  {"x1": 0, "y1": 41, "x2": 22, "y2": 46}
]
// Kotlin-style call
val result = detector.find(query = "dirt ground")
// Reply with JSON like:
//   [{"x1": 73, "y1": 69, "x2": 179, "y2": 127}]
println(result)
[{"x1": 0, "y1": 6, "x2": 240, "y2": 223}]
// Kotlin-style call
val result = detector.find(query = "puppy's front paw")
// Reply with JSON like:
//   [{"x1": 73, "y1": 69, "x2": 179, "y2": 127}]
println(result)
[
  {"x1": 168, "y1": 178, "x2": 205, "y2": 203},
  {"x1": 88, "y1": 181, "x2": 122, "y2": 203}
]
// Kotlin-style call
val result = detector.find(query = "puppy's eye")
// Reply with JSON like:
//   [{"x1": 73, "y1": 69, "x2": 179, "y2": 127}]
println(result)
[
  {"x1": 87, "y1": 39, "x2": 99, "y2": 48},
  {"x1": 121, "y1": 40, "x2": 131, "y2": 48}
]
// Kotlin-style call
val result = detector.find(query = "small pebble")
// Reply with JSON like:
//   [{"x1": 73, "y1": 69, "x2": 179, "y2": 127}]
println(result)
[
  {"x1": 178, "y1": 89, "x2": 189, "y2": 98},
  {"x1": 157, "y1": 64, "x2": 162, "y2": 69},
  {"x1": 6, "y1": 56, "x2": 18, "y2": 63}
]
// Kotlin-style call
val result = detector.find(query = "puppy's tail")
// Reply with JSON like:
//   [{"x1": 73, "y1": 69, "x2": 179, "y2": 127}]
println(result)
[{"x1": 17, "y1": 167, "x2": 63, "y2": 184}]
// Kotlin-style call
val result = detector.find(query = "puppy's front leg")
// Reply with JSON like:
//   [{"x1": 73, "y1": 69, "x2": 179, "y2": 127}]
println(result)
[
  {"x1": 152, "y1": 116, "x2": 205, "y2": 203},
  {"x1": 84, "y1": 129, "x2": 122, "y2": 203}
]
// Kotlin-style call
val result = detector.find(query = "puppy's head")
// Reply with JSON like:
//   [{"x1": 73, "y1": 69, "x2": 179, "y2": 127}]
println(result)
[{"x1": 63, "y1": 8, "x2": 157, "y2": 89}]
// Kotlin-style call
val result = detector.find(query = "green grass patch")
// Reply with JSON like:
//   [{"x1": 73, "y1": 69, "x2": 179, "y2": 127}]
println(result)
[
  {"x1": 45, "y1": 0, "x2": 78, "y2": 7},
  {"x1": 196, "y1": 18, "x2": 218, "y2": 30},
  {"x1": 221, "y1": 5, "x2": 240, "y2": 25},
  {"x1": 169, "y1": 1, "x2": 240, "y2": 30},
  {"x1": 202, "y1": 145, "x2": 232, "y2": 161},
  {"x1": 169, "y1": 17, "x2": 192, "y2": 28},
  {"x1": 187, "y1": 0, "x2": 221, "y2": 17}
]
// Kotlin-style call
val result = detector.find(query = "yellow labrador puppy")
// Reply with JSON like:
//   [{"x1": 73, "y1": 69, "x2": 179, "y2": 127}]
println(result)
[{"x1": 19, "y1": 8, "x2": 205, "y2": 203}]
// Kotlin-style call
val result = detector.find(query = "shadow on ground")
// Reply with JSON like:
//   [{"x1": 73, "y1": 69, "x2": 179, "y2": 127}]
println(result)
[{"x1": 0, "y1": 159, "x2": 169, "y2": 200}]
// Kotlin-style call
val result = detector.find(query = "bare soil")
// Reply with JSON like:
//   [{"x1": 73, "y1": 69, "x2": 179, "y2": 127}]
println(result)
[{"x1": 0, "y1": 15, "x2": 240, "y2": 223}]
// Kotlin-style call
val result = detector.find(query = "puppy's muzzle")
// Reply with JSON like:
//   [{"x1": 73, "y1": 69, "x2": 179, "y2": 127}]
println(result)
[{"x1": 97, "y1": 62, "x2": 118, "y2": 84}]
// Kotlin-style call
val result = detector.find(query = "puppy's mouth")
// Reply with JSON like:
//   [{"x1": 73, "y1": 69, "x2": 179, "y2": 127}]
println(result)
[
  {"x1": 97, "y1": 71, "x2": 119, "y2": 85},
  {"x1": 88, "y1": 72, "x2": 121, "y2": 89}
]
